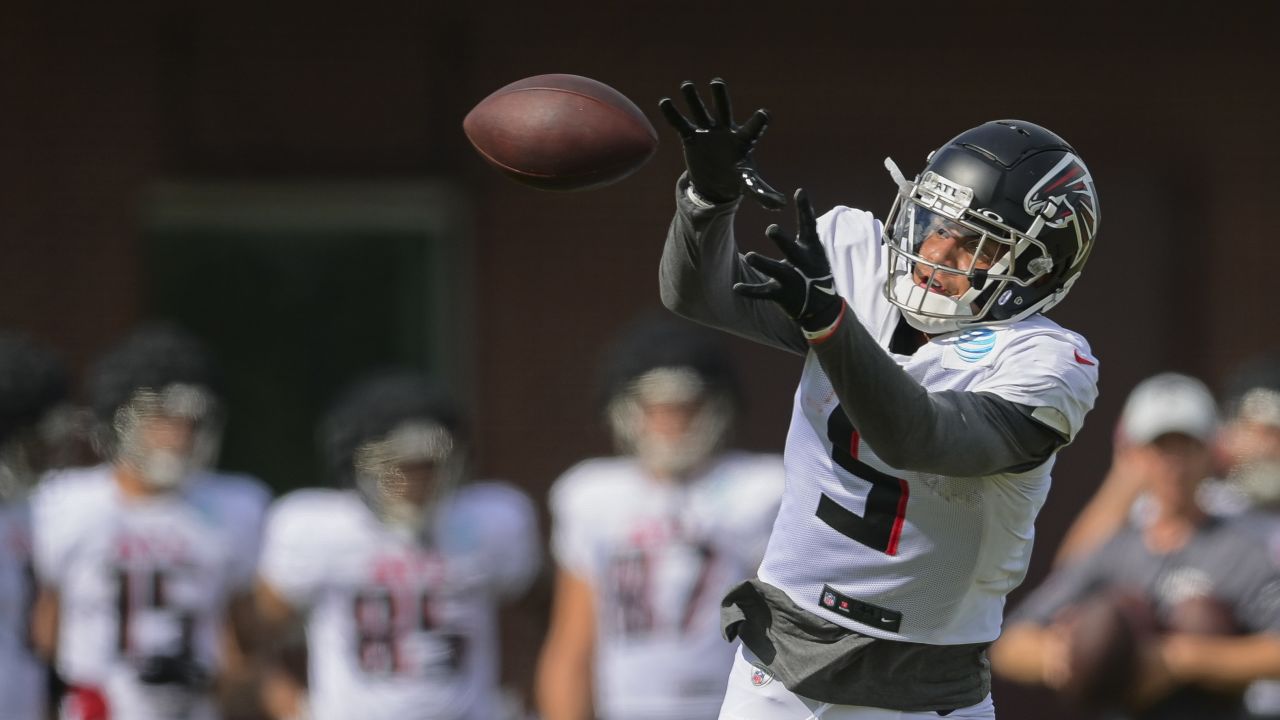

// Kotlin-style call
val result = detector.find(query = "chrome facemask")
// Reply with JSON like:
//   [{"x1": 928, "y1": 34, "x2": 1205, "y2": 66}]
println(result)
[
  {"x1": 882, "y1": 158, "x2": 1057, "y2": 334},
  {"x1": 354, "y1": 421, "x2": 463, "y2": 538},
  {"x1": 114, "y1": 384, "x2": 221, "y2": 490},
  {"x1": 607, "y1": 367, "x2": 732, "y2": 478},
  {"x1": 1226, "y1": 387, "x2": 1280, "y2": 507}
]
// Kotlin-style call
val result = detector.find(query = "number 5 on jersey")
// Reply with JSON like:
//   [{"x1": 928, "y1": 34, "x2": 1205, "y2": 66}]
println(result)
[{"x1": 816, "y1": 406, "x2": 909, "y2": 555}]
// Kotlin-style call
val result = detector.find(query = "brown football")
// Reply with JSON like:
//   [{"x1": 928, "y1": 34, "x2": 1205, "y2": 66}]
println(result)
[
  {"x1": 462, "y1": 74, "x2": 658, "y2": 191},
  {"x1": 1060, "y1": 590, "x2": 1159, "y2": 709}
]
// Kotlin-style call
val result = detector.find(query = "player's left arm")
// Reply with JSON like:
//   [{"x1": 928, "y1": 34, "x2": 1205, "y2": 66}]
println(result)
[
  {"x1": 30, "y1": 585, "x2": 59, "y2": 662},
  {"x1": 738, "y1": 190, "x2": 1071, "y2": 476}
]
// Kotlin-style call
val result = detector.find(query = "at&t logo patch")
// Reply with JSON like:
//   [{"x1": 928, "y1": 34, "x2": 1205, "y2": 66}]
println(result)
[
  {"x1": 955, "y1": 328, "x2": 996, "y2": 363},
  {"x1": 941, "y1": 327, "x2": 1000, "y2": 369}
]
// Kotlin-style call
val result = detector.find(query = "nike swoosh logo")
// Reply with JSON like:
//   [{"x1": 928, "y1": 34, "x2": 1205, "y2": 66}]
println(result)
[{"x1": 815, "y1": 285, "x2": 837, "y2": 295}]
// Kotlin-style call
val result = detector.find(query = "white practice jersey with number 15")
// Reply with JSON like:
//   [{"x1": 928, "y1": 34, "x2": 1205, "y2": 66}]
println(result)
[
  {"x1": 259, "y1": 482, "x2": 540, "y2": 720},
  {"x1": 551, "y1": 451, "x2": 784, "y2": 720},
  {"x1": 757, "y1": 205, "x2": 1099, "y2": 646},
  {"x1": 30, "y1": 464, "x2": 270, "y2": 720}
]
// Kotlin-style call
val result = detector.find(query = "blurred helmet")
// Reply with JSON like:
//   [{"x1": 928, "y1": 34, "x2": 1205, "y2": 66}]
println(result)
[
  {"x1": 883, "y1": 120, "x2": 1100, "y2": 334},
  {"x1": 1224, "y1": 353, "x2": 1280, "y2": 430},
  {"x1": 601, "y1": 315, "x2": 739, "y2": 477},
  {"x1": 0, "y1": 332, "x2": 70, "y2": 499},
  {"x1": 1220, "y1": 353, "x2": 1280, "y2": 506},
  {"x1": 321, "y1": 370, "x2": 465, "y2": 538},
  {"x1": 88, "y1": 324, "x2": 223, "y2": 490}
]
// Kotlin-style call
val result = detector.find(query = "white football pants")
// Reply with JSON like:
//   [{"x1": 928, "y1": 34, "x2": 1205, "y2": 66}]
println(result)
[{"x1": 717, "y1": 645, "x2": 996, "y2": 720}]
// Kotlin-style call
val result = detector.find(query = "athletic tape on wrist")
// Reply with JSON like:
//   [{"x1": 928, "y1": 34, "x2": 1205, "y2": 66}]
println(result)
[{"x1": 803, "y1": 303, "x2": 846, "y2": 345}]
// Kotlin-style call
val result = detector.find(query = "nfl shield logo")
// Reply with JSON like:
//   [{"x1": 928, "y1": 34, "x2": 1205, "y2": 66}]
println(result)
[
  {"x1": 822, "y1": 591, "x2": 836, "y2": 608},
  {"x1": 750, "y1": 667, "x2": 771, "y2": 687}
]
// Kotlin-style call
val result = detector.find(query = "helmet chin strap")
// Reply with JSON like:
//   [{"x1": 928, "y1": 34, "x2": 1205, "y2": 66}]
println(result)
[
  {"x1": 892, "y1": 274, "x2": 973, "y2": 334},
  {"x1": 900, "y1": 311, "x2": 963, "y2": 335}
]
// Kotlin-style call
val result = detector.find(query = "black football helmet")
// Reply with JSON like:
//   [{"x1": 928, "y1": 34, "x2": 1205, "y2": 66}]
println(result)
[
  {"x1": 321, "y1": 370, "x2": 465, "y2": 536},
  {"x1": 883, "y1": 120, "x2": 1100, "y2": 333},
  {"x1": 88, "y1": 324, "x2": 223, "y2": 489},
  {"x1": 601, "y1": 314, "x2": 740, "y2": 476},
  {"x1": 0, "y1": 332, "x2": 70, "y2": 499}
]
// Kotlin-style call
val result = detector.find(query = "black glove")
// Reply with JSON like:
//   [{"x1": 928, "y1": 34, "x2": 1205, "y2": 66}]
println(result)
[
  {"x1": 658, "y1": 78, "x2": 786, "y2": 210},
  {"x1": 733, "y1": 189, "x2": 843, "y2": 332}
]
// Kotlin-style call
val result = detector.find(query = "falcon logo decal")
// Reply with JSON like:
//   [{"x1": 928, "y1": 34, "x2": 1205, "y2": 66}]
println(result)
[{"x1": 1024, "y1": 154, "x2": 1099, "y2": 238}]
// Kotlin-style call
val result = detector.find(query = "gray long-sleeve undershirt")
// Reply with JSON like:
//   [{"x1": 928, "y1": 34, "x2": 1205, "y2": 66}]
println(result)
[{"x1": 659, "y1": 177, "x2": 1064, "y2": 477}]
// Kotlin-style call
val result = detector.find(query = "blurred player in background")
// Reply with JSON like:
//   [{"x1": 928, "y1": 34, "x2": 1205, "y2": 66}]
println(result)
[
  {"x1": 992, "y1": 372, "x2": 1280, "y2": 719},
  {"x1": 537, "y1": 315, "x2": 785, "y2": 720},
  {"x1": 0, "y1": 331, "x2": 70, "y2": 720},
  {"x1": 255, "y1": 369, "x2": 540, "y2": 720},
  {"x1": 657, "y1": 79, "x2": 1102, "y2": 719},
  {"x1": 30, "y1": 324, "x2": 271, "y2": 720},
  {"x1": 1052, "y1": 373, "x2": 1223, "y2": 566}
]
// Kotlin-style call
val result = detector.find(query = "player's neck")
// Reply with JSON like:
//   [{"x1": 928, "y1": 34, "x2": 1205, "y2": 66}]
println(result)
[
  {"x1": 112, "y1": 463, "x2": 167, "y2": 500},
  {"x1": 643, "y1": 460, "x2": 709, "y2": 484},
  {"x1": 1143, "y1": 503, "x2": 1208, "y2": 554}
]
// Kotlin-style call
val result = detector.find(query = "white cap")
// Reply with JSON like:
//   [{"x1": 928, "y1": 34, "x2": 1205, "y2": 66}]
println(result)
[{"x1": 1119, "y1": 373, "x2": 1219, "y2": 445}]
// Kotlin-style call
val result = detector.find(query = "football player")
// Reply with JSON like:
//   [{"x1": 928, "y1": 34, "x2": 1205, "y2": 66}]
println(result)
[
  {"x1": 255, "y1": 370, "x2": 541, "y2": 720},
  {"x1": 30, "y1": 324, "x2": 270, "y2": 720},
  {"x1": 655, "y1": 79, "x2": 1102, "y2": 719},
  {"x1": 536, "y1": 315, "x2": 785, "y2": 720},
  {"x1": 0, "y1": 331, "x2": 71, "y2": 720}
]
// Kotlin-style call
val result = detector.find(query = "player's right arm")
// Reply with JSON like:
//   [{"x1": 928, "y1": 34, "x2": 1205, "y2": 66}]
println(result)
[
  {"x1": 535, "y1": 568, "x2": 597, "y2": 720},
  {"x1": 657, "y1": 78, "x2": 809, "y2": 356},
  {"x1": 537, "y1": 469, "x2": 602, "y2": 720}
]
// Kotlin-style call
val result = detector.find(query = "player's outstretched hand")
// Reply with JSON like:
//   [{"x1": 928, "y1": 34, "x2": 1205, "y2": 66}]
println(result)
[
  {"x1": 658, "y1": 78, "x2": 786, "y2": 210},
  {"x1": 734, "y1": 189, "x2": 843, "y2": 332}
]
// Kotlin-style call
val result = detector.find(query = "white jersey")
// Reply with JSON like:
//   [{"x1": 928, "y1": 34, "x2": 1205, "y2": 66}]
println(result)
[
  {"x1": 0, "y1": 500, "x2": 46, "y2": 720},
  {"x1": 30, "y1": 465, "x2": 270, "y2": 720},
  {"x1": 757, "y1": 206, "x2": 1099, "y2": 646},
  {"x1": 550, "y1": 452, "x2": 785, "y2": 720},
  {"x1": 258, "y1": 482, "x2": 540, "y2": 720}
]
